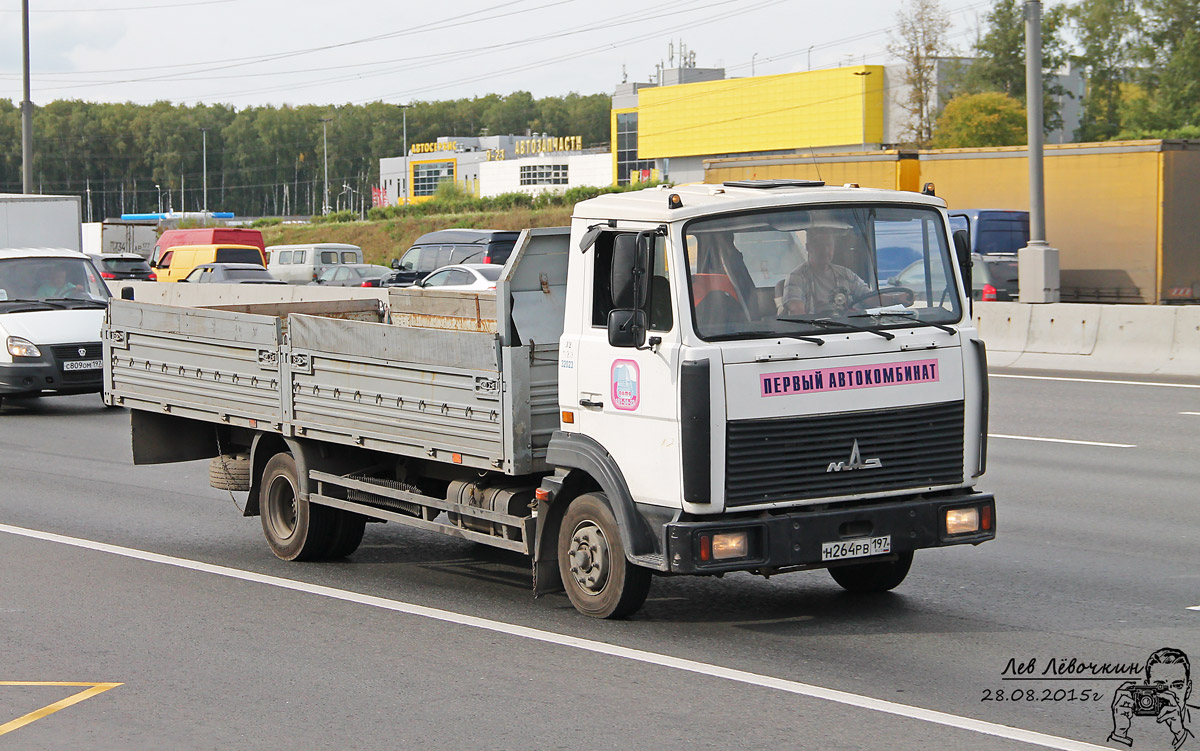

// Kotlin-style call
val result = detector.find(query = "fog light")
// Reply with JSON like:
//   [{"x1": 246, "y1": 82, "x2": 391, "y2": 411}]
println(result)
[
  {"x1": 945, "y1": 507, "x2": 980, "y2": 535},
  {"x1": 712, "y1": 531, "x2": 748, "y2": 560}
]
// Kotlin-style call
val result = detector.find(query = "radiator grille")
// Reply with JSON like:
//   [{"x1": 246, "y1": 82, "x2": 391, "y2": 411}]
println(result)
[
  {"x1": 51, "y1": 343, "x2": 102, "y2": 360},
  {"x1": 51, "y1": 342, "x2": 103, "y2": 384},
  {"x1": 725, "y1": 401, "x2": 965, "y2": 506}
]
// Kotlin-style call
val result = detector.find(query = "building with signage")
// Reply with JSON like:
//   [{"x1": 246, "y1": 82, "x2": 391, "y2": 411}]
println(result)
[
  {"x1": 611, "y1": 60, "x2": 1082, "y2": 185},
  {"x1": 379, "y1": 134, "x2": 612, "y2": 205}
]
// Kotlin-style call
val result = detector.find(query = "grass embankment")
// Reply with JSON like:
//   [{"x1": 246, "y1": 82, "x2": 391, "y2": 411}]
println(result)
[{"x1": 257, "y1": 207, "x2": 573, "y2": 267}]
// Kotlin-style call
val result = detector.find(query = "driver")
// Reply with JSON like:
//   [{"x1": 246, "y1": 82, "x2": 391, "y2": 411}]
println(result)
[
  {"x1": 780, "y1": 226, "x2": 872, "y2": 316},
  {"x1": 35, "y1": 266, "x2": 82, "y2": 299}
]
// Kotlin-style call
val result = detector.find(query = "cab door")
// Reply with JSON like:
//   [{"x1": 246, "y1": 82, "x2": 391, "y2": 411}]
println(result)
[{"x1": 569, "y1": 230, "x2": 683, "y2": 509}]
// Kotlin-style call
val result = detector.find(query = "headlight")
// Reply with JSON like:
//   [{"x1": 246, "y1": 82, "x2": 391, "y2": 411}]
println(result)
[
  {"x1": 945, "y1": 507, "x2": 980, "y2": 535},
  {"x1": 6, "y1": 336, "x2": 41, "y2": 358}
]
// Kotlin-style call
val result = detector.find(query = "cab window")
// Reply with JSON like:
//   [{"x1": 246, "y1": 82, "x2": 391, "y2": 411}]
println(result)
[{"x1": 590, "y1": 233, "x2": 672, "y2": 332}]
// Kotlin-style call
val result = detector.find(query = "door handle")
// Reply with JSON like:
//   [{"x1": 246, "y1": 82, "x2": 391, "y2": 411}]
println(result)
[{"x1": 579, "y1": 399, "x2": 604, "y2": 409}]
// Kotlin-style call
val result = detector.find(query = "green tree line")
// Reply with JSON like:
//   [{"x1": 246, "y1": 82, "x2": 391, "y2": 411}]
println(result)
[
  {"x1": 901, "y1": 0, "x2": 1199, "y2": 148},
  {"x1": 0, "y1": 92, "x2": 611, "y2": 219}
]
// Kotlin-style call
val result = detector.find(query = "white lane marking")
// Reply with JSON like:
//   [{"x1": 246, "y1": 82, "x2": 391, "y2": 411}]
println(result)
[
  {"x1": 992, "y1": 374, "x2": 1200, "y2": 390},
  {"x1": 1189, "y1": 606, "x2": 1200, "y2": 612},
  {"x1": 0, "y1": 523, "x2": 1109, "y2": 751},
  {"x1": 1180, "y1": 412, "x2": 1200, "y2": 416},
  {"x1": 988, "y1": 433, "x2": 1135, "y2": 448}
]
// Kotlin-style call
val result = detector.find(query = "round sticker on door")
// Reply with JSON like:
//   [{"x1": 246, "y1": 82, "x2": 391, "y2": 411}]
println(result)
[{"x1": 611, "y1": 359, "x2": 640, "y2": 411}]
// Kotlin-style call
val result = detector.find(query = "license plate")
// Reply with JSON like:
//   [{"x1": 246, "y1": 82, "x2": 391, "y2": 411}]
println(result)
[
  {"x1": 62, "y1": 359, "x2": 102, "y2": 371},
  {"x1": 821, "y1": 535, "x2": 891, "y2": 562}
]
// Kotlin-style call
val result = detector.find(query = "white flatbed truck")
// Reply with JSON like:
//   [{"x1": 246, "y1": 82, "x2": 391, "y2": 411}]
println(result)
[{"x1": 104, "y1": 181, "x2": 995, "y2": 618}]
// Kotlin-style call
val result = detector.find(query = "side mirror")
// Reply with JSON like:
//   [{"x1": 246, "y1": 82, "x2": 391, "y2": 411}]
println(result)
[
  {"x1": 610, "y1": 232, "x2": 651, "y2": 309},
  {"x1": 390, "y1": 258, "x2": 400, "y2": 270},
  {"x1": 607, "y1": 309, "x2": 647, "y2": 348},
  {"x1": 148, "y1": 260, "x2": 157, "y2": 269},
  {"x1": 120, "y1": 286, "x2": 135, "y2": 300},
  {"x1": 953, "y1": 230, "x2": 972, "y2": 314}
]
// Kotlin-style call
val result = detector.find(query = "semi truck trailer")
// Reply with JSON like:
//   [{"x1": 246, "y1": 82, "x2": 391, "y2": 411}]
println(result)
[{"x1": 104, "y1": 181, "x2": 996, "y2": 618}]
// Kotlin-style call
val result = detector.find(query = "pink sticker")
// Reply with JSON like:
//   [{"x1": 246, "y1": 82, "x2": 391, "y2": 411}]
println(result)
[
  {"x1": 760, "y1": 358, "x2": 940, "y2": 397},
  {"x1": 611, "y1": 359, "x2": 640, "y2": 411}
]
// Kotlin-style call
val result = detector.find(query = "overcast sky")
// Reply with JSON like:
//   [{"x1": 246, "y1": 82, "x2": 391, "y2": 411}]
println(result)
[{"x1": 0, "y1": 0, "x2": 1027, "y2": 108}]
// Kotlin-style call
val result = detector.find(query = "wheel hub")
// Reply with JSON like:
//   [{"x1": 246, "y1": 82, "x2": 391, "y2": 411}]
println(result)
[{"x1": 568, "y1": 522, "x2": 610, "y2": 594}]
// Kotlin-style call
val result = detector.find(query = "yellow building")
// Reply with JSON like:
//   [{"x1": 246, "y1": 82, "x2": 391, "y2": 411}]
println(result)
[{"x1": 612, "y1": 64, "x2": 890, "y2": 186}]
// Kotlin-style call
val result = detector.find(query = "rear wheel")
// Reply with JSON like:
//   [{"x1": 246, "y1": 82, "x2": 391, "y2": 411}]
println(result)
[
  {"x1": 557, "y1": 493, "x2": 651, "y2": 619},
  {"x1": 259, "y1": 453, "x2": 335, "y2": 561},
  {"x1": 828, "y1": 551, "x2": 914, "y2": 593},
  {"x1": 326, "y1": 511, "x2": 367, "y2": 558}
]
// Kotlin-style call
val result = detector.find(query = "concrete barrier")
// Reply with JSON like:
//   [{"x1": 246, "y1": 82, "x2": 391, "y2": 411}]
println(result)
[{"x1": 975, "y1": 301, "x2": 1200, "y2": 375}]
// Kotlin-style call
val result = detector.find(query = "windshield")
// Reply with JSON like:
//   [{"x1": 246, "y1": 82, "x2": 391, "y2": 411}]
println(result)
[
  {"x1": 0, "y1": 257, "x2": 111, "y2": 304},
  {"x1": 227, "y1": 268, "x2": 273, "y2": 280},
  {"x1": 101, "y1": 257, "x2": 150, "y2": 272},
  {"x1": 684, "y1": 205, "x2": 960, "y2": 340},
  {"x1": 475, "y1": 265, "x2": 504, "y2": 281}
]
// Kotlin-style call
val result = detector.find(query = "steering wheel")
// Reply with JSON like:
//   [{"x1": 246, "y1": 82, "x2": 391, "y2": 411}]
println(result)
[{"x1": 846, "y1": 285, "x2": 915, "y2": 310}]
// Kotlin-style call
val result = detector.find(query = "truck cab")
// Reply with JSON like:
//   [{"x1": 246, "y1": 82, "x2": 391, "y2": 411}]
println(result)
[{"x1": 549, "y1": 182, "x2": 991, "y2": 604}]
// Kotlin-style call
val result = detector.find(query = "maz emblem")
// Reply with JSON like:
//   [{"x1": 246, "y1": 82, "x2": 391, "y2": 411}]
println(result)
[{"x1": 827, "y1": 439, "x2": 883, "y2": 472}]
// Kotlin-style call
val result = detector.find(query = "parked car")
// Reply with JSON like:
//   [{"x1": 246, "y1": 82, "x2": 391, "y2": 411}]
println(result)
[
  {"x1": 87, "y1": 252, "x2": 155, "y2": 282},
  {"x1": 890, "y1": 252, "x2": 1019, "y2": 302},
  {"x1": 154, "y1": 244, "x2": 265, "y2": 283},
  {"x1": 268, "y1": 243, "x2": 365, "y2": 284},
  {"x1": 413, "y1": 263, "x2": 503, "y2": 291},
  {"x1": 179, "y1": 263, "x2": 286, "y2": 285},
  {"x1": 0, "y1": 248, "x2": 110, "y2": 408},
  {"x1": 387, "y1": 229, "x2": 518, "y2": 286},
  {"x1": 311, "y1": 264, "x2": 393, "y2": 287}
]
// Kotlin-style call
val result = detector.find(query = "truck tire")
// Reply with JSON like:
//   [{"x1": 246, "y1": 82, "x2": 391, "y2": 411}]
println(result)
[
  {"x1": 557, "y1": 493, "x2": 652, "y2": 619},
  {"x1": 326, "y1": 511, "x2": 367, "y2": 559},
  {"x1": 828, "y1": 551, "x2": 914, "y2": 593},
  {"x1": 209, "y1": 454, "x2": 251, "y2": 491},
  {"x1": 259, "y1": 452, "x2": 335, "y2": 561}
]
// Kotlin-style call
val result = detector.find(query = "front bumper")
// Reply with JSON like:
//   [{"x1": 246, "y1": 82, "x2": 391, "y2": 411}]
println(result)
[
  {"x1": 665, "y1": 492, "x2": 995, "y2": 574},
  {"x1": 0, "y1": 345, "x2": 104, "y2": 396}
]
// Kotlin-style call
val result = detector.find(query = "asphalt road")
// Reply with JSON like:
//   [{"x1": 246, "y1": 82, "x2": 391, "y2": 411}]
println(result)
[{"x1": 0, "y1": 369, "x2": 1197, "y2": 750}]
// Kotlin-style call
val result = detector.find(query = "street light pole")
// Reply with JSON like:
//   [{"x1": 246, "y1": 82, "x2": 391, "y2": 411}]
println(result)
[
  {"x1": 21, "y1": 0, "x2": 34, "y2": 193},
  {"x1": 853, "y1": 70, "x2": 872, "y2": 152},
  {"x1": 402, "y1": 105, "x2": 408, "y2": 205},
  {"x1": 1019, "y1": 0, "x2": 1059, "y2": 303},
  {"x1": 320, "y1": 118, "x2": 332, "y2": 215},
  {"x1": 155, "y1": 183, "x2": 162, "y2": 214},
  {"x1": 200, "y1": 127, "x2": 209, "y2": 220}
]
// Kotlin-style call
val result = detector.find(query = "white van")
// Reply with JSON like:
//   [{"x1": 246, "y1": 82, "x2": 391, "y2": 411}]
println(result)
[
  {"x1": 266, "y1": 243, "x2": 364, "y2": 284},
  {"x1": 0, "y1": 248, "x2": 110, "y2": 409}
]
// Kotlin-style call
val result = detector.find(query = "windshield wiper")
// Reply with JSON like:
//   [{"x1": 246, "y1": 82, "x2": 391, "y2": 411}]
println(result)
[
  {"x1": 43, "y1": 297, "x2": 108, "y2": 308},
  {"x1": 850, "y1": 310, "x2": 956, "y2": 334},
  {"x1": 1, "y1": 298, "x2": 68, "y2": 309},
  {"x1": 777, "y1": 316, "x2": 895, "y2": 341}
]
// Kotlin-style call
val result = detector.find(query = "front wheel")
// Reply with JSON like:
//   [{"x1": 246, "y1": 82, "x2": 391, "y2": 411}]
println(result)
[
  {"x1": 259, "y1": 452, "x2": 336, "y2": 561},
  {"x1": 557, "y1": 493, "x2": 651, "y2": 619},
  {"x1": 828, "y1": 551, "x2": 913, "y2": 593}
]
